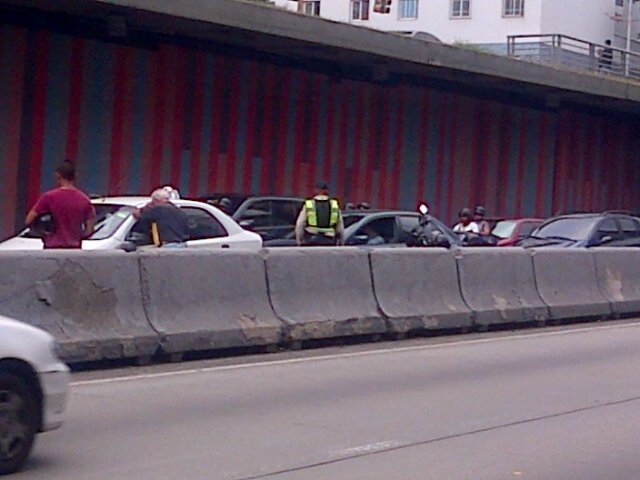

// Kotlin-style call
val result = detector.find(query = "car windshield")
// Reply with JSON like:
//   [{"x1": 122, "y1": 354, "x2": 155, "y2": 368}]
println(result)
[
  {"x1": 535, "y1": 217, "x2": 598, "y2": 241},
  {"x1": 342, "y1": 214, "x2": 366, "y2": 228},
  {"x1": 492, "y1": 220, "x2": 517, "y2": 239},
  {"x1": 88, "y1": 205, "x2": 136, "y2": 240}
]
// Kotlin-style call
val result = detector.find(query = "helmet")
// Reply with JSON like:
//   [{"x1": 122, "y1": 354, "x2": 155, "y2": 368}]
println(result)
[
  {"x1": 474, "y1": 206, "x2": 486, "y2": 216},
  {"x1": 459, "y1": 208, "x2": 472, "y2": 218}
]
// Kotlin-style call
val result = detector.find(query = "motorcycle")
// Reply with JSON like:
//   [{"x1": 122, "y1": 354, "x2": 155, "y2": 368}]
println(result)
[
  {"x1": 455, "y1": 231, "x2": 498, "y2": 247},
  {"x1": 406, "y1": 204, "x2": 452, "y2": 248}
]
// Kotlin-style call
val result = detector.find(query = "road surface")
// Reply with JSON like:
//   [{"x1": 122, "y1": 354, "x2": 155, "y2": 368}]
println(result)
[{"x1": 16, "y1": 321, "x2": 640, "y2": 479}]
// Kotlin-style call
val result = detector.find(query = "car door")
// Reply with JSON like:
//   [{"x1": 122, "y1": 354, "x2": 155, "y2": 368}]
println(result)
[
  {"x1": 612, "y1": 217, "x2": 640, "y2": 246},
  {"x1": 619, "y1": 217, "x2": 640, "y2": 240},
  {"x1": 235, "y1": 200, "x2": 273, "y2": 238},
  {"x1": 348, "y1": 216, "x2": 396, "y2": 245},
  {"x1": 515, "y1": 221, "x2": 541, "y2": 242},
  {"x1": 590, "y1": 218, "x2": 622, "y2": 246},
  {"x1": 181, "y1": 206, "x2": 231, "y2": 248},
  {"x1": 267, "y1": 200, "x2": 304, "y2": 240}
]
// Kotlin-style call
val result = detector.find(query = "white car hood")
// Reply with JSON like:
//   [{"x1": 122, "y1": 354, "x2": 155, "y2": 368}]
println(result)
[
  {"x1": 0, "y1": 236, "x2": 111, "y2": 251},
  {"x1": 0, "y1": 236, "x2": 42, "y2": 250}
]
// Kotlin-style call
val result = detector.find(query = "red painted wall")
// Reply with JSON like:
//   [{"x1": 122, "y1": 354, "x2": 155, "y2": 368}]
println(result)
[{"x1": 1, "y1": 24, "x2": 639, "y2": 239}]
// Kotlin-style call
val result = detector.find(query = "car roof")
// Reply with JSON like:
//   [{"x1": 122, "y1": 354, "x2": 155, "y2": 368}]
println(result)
[
  {"x1": 549, "y1": 212, "x2": 636, "y2": 220},
  {"x1": 91, "y1": 197, "x2": 219, "y2": 209},
  {"x1": 342, "y1": 210, "x2": 418, "y2": 216},
  {"x1": 495, "y1": 217, "x2": 544, "y2": 223},
  {"x1": 198, "y1": 193, "x2": 304, "y2": 201}
]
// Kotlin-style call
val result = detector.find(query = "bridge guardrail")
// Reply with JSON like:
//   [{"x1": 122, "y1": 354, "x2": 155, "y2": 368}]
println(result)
[{"x1": 507, "y1": 34, "x2": 640, "y2": 82}]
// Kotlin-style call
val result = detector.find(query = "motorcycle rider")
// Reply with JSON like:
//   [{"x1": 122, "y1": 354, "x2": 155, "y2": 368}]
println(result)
[
  {"x1": 474, "y1": 206, "x2": 492, "y2": 236},
  {"x1": 453, "y1": 208, "x2": 479, "y2": 234}
]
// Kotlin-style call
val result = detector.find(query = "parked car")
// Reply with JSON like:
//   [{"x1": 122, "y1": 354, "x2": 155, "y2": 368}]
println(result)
[
  {"x1": 264, "y1": 210, "x2": 461, "y2": 248},
  {"x1": 0, "y1": 197, "x2": 262, "y2": 251},
  {"x1": 197, "y1": 194, "x2": 304, "y2": 241},
  {"x1": 0, "y1": 315, "x2": 69, "y2": 475},
  {"x1": 517, "y1": 212, "x2": 640, "y2": 249},
  {"x1": 492, "y1": 218, "x2": 544, "y2": 246}
]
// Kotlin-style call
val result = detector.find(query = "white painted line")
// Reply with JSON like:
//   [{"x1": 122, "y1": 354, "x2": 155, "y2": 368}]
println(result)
[
  {"x1": 338, "y1": 440, "x2": 402, "y2": 456},
  {"x1": 71, "y1": 321, "x2": 640, "y2": 387}
]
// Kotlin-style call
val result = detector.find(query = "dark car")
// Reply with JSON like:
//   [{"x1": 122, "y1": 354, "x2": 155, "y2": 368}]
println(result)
[
  {"x1": 517, "y1": 212, "x2": 640, "y2": 249},
  {"x1": 196, "y1": 194, "x2": 304, "y2": 241},
  {"x1": 492, "y1": 218, "x2": 544, "y2": 246},
  {"x1": 264, "y1": 210, "x2": 461, "y2": 248}
]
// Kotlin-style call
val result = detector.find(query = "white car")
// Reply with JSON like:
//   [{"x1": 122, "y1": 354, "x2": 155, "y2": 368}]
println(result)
[
  {"x1": 0, "y1": 197, "x2": 263, "y2": 251},
  {"x1": 0, "y1": 315, "x2": 69, "y2": 475}
]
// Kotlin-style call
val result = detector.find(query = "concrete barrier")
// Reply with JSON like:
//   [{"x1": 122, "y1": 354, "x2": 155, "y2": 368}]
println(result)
[
  {"x1": 370, "y1": 248, "x2": 472, "y2": 334},
  {"x1": 593, "y1": 248, "x2": 640, "y2": 316},
  {"x1": 0, "y1": 251, "x2": 159, "y2": 363},
  {"x1": 532, "y1": 249, "x2": 612, "y2": 320},
  {"x1": 139, "y1": 250, "x2": 282, "y2": 354},
  {"x1": 2, "y1": 247, "x2": 633, "y2": 365},
  {"x1": 456, "y1": 248, "x2": 548, "y2": 327},
  {"x1": 264, "y1": 248, "x2": 386, "y2": 342}
]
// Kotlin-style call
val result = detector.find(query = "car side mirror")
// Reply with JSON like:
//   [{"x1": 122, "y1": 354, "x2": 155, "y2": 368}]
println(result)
[{"x1": 119, "y1": 241, "x2": 137, "y2": 252}]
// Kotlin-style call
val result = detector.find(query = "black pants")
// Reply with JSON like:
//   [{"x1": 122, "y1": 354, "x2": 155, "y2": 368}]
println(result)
[{"x1": 302, "y1": 233, "x2": 338, "y2": 247}]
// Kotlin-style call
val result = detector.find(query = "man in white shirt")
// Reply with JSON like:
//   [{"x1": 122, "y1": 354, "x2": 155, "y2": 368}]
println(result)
[{"x1": 453, "y1": 208, "x2": 479, "y2": 234}]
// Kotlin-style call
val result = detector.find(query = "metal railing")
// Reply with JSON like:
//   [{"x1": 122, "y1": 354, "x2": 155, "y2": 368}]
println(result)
[{"x1": 507, "y1": 34, "x2": 640, "y2": 82}]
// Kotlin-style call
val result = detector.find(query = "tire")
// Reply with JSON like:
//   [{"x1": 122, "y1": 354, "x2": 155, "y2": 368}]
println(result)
[{"x1": 0, "y1": 372, "x2": 38, "y2": 475}]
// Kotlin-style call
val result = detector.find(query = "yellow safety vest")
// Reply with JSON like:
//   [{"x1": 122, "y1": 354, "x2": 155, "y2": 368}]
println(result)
[{"x1": 304, "y1": 195, "x2": 340, "y2": 237}]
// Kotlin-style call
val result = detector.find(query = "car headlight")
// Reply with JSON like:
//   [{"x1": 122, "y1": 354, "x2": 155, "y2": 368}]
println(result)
[{"x1": 49, "y1": 338, "x2": 64, "y2": 360}]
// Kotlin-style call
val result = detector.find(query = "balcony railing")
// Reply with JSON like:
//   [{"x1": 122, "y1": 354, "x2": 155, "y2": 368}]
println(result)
[{"x1": 507, "y1": 34, "x2": 640, "y2": 82}]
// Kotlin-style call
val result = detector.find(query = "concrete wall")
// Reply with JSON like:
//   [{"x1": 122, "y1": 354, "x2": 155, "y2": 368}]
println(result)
[{"x1": 1, "y1": 20, "x2": 640, "y2": 239}]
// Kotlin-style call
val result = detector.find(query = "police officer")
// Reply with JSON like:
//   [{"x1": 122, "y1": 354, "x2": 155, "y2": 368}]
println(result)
[{"x1": 295, "y1": 182, "x2": 344, "y2": 246}]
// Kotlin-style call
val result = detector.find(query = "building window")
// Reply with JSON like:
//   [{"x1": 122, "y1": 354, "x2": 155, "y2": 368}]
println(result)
[
  {"x1": 301, "y1": 0, "x2": 320, "y2": 16},
  {"x1": 451, "y1": 0, "x2": 470, "y2": 18},
  {"x1": 399, "y1": 0, "x2": 419, "y2": 19},
  {"x1": 351, "y1": 0, "x2": 370, "y2": 20},
  {"x1": 503, "y1": 0, "x2": 524, "y2": 17}
]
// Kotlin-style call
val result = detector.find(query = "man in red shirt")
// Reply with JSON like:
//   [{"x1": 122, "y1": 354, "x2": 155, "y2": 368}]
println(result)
[{"x1": 25, "y1": 160, "x2": 96, "y2": 249}]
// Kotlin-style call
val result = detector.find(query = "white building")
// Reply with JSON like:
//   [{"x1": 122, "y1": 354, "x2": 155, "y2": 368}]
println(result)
[{"x1": 273, "y1": 0, "x2": 640, "y2": 53}]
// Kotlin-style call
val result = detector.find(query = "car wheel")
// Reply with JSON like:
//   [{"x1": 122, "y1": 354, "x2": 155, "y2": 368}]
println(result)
[{"x1": 0, "y1": 372, "x2": 38, "y2": 475}]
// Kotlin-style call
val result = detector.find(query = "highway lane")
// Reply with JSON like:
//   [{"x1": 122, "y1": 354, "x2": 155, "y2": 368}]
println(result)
[{"x1": 16, "y1": 321, "x2": 640, "y2": 480}]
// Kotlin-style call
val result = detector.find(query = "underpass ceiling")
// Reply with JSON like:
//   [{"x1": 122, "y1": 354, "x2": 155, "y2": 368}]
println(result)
[{"x1": 1, "y1": 0, "x2": 639, "y2": 117}]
